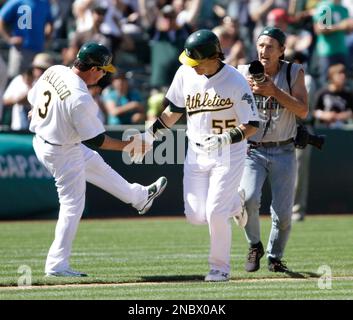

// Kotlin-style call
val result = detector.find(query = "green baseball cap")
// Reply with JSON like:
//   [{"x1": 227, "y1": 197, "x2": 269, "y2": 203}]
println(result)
[
  {"x1": 179, "y1": 29, "x2": 223, "y2": 67},
  {"x1": 77, "y1": 42, "x2": 116, "y2": 73},
  {"x1": 258, "y1": 26, "x2": 286, "y2": 46}
]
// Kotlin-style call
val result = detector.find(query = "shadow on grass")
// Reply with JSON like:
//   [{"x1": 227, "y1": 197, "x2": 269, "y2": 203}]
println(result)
[
  {"x1": 284, "y1": 270, "x2": 321, "y2": 279},
  {"x1": 141, "y1": 271, "x2": 322, "y2": 283},
  {"x1": 141, "y1": 275, "x2": 204, "y2": 282}
]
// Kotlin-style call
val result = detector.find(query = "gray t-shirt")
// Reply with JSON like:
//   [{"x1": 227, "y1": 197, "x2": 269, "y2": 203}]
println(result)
[{"x1": 238, "y1": 61, "x2": 303, "y2": 142}]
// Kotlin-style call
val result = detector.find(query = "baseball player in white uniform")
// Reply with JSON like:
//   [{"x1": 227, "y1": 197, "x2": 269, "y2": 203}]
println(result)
[
  {"x1": 28, "y1": 42, "x2": 167, "y2": 277},
  {"x1": 132, "y1": 30, "x2": 259, "y2": 281}
]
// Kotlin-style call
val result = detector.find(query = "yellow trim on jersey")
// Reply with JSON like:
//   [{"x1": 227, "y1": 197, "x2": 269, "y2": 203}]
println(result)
[
  {"x1": 179, "y1": 51, "x2": 201, "y2": 67},
  {"x1": 187, "y1": 106, "x2": 233, "y2": 116}
]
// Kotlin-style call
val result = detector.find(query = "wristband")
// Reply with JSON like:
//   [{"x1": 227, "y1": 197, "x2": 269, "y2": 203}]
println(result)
[
  {"x1": 149, "y1": 117, "x2": 170, "y2": 139},
  {"x1": 229, "y1": 127, "x2": 245, "y2": 143}
]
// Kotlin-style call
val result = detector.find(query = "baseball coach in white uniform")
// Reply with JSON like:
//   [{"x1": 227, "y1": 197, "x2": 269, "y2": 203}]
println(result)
[
  {"x1": 28, "y1": 42, "x2": 167, "y2": 277},
  {"x1": 131, "y1": 30, "x2": 259, "y2": 282}
]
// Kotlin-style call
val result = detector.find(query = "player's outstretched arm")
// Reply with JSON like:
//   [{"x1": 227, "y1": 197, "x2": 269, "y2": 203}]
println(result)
[
  {"x1": 82, "y1": 133, "x2": 150, "y2": 153},
  {"x1": 130, "y1": 106, "x2": 183, "y2": 163},
  {"x1": 142, "y1": 107, "x2": 183, "y2": 144}
]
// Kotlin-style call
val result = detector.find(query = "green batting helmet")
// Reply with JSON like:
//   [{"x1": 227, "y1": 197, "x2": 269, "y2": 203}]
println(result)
[
  {"x1": 179, "y1": 29, "x2": 223, "y2": 67},
  {"x1": 77, "y1": 42, "x2": 116, "y2": 73}
]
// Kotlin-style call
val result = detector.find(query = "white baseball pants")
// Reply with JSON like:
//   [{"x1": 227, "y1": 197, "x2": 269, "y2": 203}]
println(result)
[
  {"x1": 33, "y1": 136, "x2": 148, "y2": 273},
  {"x1": 183, "y1": 143, "x2": 247, "y2": 274}
]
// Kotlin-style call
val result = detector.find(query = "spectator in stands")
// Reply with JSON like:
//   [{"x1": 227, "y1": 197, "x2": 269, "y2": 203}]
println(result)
[
  {"x1": 0, "y1": 0, "x2": 53, "y2": 79},
  {"x1": 102, "y1": 71, "x2": 145, "y2": 125},
  {"x1": 226, "y1": 0, "x2": 256, "y2": 59},
  {"x1": 313, "y1": 0, "x2": 353, "y2": 86},
  {"x1": 3, "y1": 53, "x2": 54, "y2": 131},
  {"x1": 49, "y1": 0, "x2": 73, "y2": 52},
  {"x1": 266, "y1": 7, "x2": 313, "y2": 58},
  {"x1": 248, "y1": 0, "x2": 288, "y2": 48},
  {"x1": 146, "y1": 4, "x2": 191, "y2": 90},
  {"x1": 72, "y1": 0, "x2": 97, "y2": 32},
  {"x1": 64, "y1": 3, "x2": 116, "y2": 65},
  {"x1": 287, "y1": 0, "x2": 317, "y2": 25},
  {"x1": 194, "y1": 0, "x2": 225, "y2": 30},
  {"x1": 212, "y1": 21, "x2": 246, "y2": 67},
  {"x1": 313, "y1": 63, "x2": 353, "y2": 128},
  {"x1": 172, "y1": 0, "x2": 202, "y2": 29},
  {"x1": 137, "y1": 0, "x2": 170, "y2": 29},
  {"x1": 110, "y1": 0, "x2": 141, "y2": 36},
  {"x1": 0, "y1": 55, "x2": 7, "y2": 125},
  {"x1": 3, "y1": 68, "x2": 33, "y2": 131}
]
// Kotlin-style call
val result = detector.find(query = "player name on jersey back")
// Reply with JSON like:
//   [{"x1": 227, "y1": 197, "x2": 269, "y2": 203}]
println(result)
[{"x1": 42, "y1": 69, "x2": 71, "y2": 100}]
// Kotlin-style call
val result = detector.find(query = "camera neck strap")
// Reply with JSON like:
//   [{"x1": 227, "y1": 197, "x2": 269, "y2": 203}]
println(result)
[
  {"x1": 286, "y1": 62, "x2": 293, "y2": 95},
  {"x1": 262, "y1": 97, "x2": 272, "y2": 139}
]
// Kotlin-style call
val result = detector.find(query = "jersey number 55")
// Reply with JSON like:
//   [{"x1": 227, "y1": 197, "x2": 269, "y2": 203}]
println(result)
[{"x1": 212, "y1": 119, "x2": 236, "y2": 134}]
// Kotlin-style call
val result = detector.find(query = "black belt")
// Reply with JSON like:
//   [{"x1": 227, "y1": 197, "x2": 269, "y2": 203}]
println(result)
[
  {"x1": 248, "y1": 138, "x2": 294, "y2": 148},
  {"x1": 36, "y1": 135, "x2": 62, "y2": 146}
]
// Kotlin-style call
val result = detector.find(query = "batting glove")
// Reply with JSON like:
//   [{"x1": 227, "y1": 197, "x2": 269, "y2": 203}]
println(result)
[{"x1": 201, "y1": 132, "x2": 232, "y2": 152}]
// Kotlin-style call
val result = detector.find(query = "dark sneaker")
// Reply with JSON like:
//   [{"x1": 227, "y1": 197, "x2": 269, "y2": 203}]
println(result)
[
  {"x1": 268, "y1": 257, "x2": 289, "y2": 273},
  {"x1": 138, "y1": 176, "x2": 167, "y2": 215},
  {"x1": 245, "y1": 241, "x2": 264, "y2": 272}
]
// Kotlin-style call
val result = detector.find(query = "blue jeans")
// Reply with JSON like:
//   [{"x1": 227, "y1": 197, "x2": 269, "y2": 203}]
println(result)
[{"x1": 240, "y1": 143, "x2": 297, "y2": 259}]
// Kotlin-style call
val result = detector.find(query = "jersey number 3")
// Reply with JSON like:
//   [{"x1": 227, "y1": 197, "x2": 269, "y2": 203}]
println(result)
[{"x1": 38, "y1": 90, "x2": 52, "y2": 119}]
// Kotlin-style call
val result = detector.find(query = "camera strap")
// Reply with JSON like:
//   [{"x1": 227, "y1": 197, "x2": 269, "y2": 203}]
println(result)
[
  {"x1": 286, "y1": 62, "x2": 293, "y2": 95},
  {"x1": 262, "y1": 97, "x2": 272, "y2": 139}
]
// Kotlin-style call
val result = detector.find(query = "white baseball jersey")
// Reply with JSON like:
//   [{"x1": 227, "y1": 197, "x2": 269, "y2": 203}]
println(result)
[
  {"x1": 166, "y1": 64, "x2": 259, "y2": 148},
  {"x1": 28, "y1": 64, "x2": 149, "y2": 274},
  {"x1": 166, "y1": 63, "x2": 259, "y2": 275},
  {"x1": 28, "y1": 65, "x2": 105, "y2": 144}
]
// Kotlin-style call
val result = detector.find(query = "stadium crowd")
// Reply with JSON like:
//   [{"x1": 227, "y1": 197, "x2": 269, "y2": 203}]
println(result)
[{"x1": 0, "y1": 0, "x2": 352, "y2": 130}]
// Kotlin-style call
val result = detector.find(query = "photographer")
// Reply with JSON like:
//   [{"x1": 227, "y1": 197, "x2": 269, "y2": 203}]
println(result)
[{"x1": 237, "y1": 26, "x2": 308, "y2": 273}]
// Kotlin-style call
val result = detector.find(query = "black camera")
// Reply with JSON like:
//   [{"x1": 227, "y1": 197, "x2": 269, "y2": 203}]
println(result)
[
  {"x1": 249, "y1": 60, "x2": 266, "y2": 83},
  {"x1": 294, "y1": 124, "x2": 325, "y2": 150}
]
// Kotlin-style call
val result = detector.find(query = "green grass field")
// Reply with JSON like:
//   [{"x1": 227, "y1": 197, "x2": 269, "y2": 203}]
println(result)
[{"x1": 0, "y1": 215, "x2": 352, "y2": 300}]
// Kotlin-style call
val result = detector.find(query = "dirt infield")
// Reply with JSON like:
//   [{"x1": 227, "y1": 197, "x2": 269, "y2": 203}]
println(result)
[{"x1": 1, "y1": 276, "x2": 352, "y2": 291}]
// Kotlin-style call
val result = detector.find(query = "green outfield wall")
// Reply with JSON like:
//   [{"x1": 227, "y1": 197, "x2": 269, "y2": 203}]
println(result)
[{"x1": 0, "y1": 126, "x2": 352, "y2": 219}]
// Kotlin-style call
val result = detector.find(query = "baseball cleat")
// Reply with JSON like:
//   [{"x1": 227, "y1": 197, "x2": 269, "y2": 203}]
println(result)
[
  {"x1": 245, "y1": 241, "x2": 264, "y2": 272},
  {"x1": 268, "y1": 257, "x2": 289, "y2": 273},
  {"x1": 204, "y1": 270, "x2": 229, "y2": 282},
  {"x1": 233, "y1": 188, "x2": 248, "y2": 227},
  {"x1": 45, "y1": 268, "x2": 88, "y2": 277},
  {"x1": 138, "y1": 176, "x2": 168, "y2": 215}
]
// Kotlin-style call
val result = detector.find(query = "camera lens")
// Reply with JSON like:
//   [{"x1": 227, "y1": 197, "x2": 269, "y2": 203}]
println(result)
[{"x1": 249, "y1": 60, "x2": 266, "y2": 83}]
